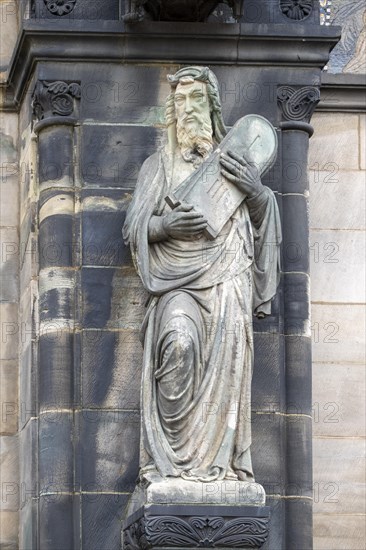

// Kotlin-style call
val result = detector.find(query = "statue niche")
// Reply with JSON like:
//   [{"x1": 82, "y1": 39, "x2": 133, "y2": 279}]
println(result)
[{"x1": 122, "y1": 66, "x2": 281, "y2": 549}]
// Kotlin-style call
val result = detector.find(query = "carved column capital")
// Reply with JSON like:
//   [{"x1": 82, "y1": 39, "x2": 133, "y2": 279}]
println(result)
[
  {"x1": 32, "y1": 80, "x2": 81, "y2": 123},
  {"x1": 277, "y1": 85, "x2": 320, "y2": 123}
]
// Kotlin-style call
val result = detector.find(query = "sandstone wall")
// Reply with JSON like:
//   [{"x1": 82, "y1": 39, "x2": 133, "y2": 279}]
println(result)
[
  {"x1": 309, "y1": 112, "x2": 366, "y2": 550},
  {"x1": 0, "y1": 3, "x2": 20, "y2": 549}
]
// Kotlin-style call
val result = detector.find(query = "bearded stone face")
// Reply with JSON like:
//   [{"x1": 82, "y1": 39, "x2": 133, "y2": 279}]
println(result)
[{"x1": 174, "y1": 78, "x2": 214, "y2": 163}]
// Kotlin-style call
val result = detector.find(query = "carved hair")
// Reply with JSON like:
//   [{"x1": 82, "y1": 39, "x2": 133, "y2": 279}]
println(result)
[{"x1": 165, "y1": 66, "x2": 227, "y2": 144}]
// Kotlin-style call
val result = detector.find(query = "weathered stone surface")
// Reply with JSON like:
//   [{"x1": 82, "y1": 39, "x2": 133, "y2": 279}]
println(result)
[
  {"x1": 81, "y1": 189, "x2": 131, "y2": 267},
  {"x1": 39, "y1": 268, "x2": 76, "y2": 322},
  {"x1": 310, "y1": 230, "x2": 366, "y2": 303},
  {"x1": 82, "y1": 493, "x2": 129, "y2": 550},
  {"x1": 77, "y1": 410, "x2": 140, "y2": 493},
  {"x1": 19, "y1": 280, "x2": 38, "y2": 354},
  {"x1": 39, "y1": 494, "x2": 79, "y2": 550},
  {"x1": 39, "y1": 412, "x2": 74, "y2": 493},
  {"x1": 20, "y1": 236, "x2": 38, "y2": 299},
  {"x1": 80, "y1": 124, "x2": 164, "y2": 187},
  {"x1": 39, "y1": 212, "x2": 76, "y2": 269},
  {"x1": 313, "y1": 438, "x2": 366, "y2": 515},
  {"x1": 38, "y1": 126, "x2": 75, "y2": 187},
  {"x1": 284, "y1": 272, "x2": 310, "y2": 336},
  {"x1": 0, "y1": 113, "x2": 18, "y2": 151},
  {"x1": 281, "y1": 130, "x2": 309, "y2": 194},
  {"x1": 0, "y1": 227, "x2": 19, "y2": 302},
  {"x1": 311, "y1": 304, "x2": 365, "y2": 364},
  {"x1": 281, "y1": 195, "x2": 309, "y2": 273},
  {"x1": 19, "y1": 418, "x2": 37, "y2": 510},
  {"x1": 81, "y1": 267, "x2": 147, "y2": 330},
  {"x1": 39, "y1": 330, "x2": 78, "y2": 408},
  {"x1": 20, "y1": 201, "x2": 36, "y2": 266},
  {"x1": 127, "y1": 478, "x2": 265, "y2": 516},
  {"x1": 0, "y1": 361, "x2": 18, "y2": 434},
  {"x1": 313, "y1": 363, "x2": 365, "y2": 438},
  {"x1": 286, "y1": 416, "x2": 313, "y2": 495},
  {"x1": 309, "y1": 169, "x2": 366, "y2": 230},
  {"x1": 79, "y1": 64, "x2": 171, "y2": 125},
  {"x1": 0, "y1": 177, "x2": 19, "y2": 227},
  {"x1": 0, "y1": 303, "x2": 18, "y2": 361},
  {"x1": 313, "y1": 513, "x2": 366, "y2": 550},
  {"x1": 309, "y1": 113, "x2": 360, "y2": 171},
  {"x1": 0, "y1": 510, "x2": 18, "y2": 550},
  {"x1": 285, "y1": 498, "x2": 313, "y2": 550},
  {"x1": 251, "y1": 332, "x2": 285, "y2": 412},
  {"x1": 19, "y1": 342, "x2": 36, "y2": 430},
  {"x1": 19, "y1": 499, "x2": 37, "y2": 550},
  {"x1": 250, "y1": 413, "x2": 284, "y2": 486},
  {"x1": 260, "y1": 497, "x2": 284, "y2": 550},
  {"x1": 19, "y1": 130, "x2": 35, "y2": 218},
  {"x1": 0, "y1": 1, "x2": 18, "y2": 82},
  {"x1": 81, "y1": 329, "x2": 142, "y2": 410},
  {"x1": 285, "y1": 335, "x2": 312, "y2": 415},
  {"x1": 0, "y1": 435, "x2": 19, "y2": 511}
]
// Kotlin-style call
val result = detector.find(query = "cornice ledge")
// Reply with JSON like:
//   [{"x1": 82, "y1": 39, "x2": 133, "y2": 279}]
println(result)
[
  {"x1": 1, "y1": 20, "x2": 341, "y2": 112},
  {"x1": 318, "y1": 73, "x2": 366, "y2": 113}
]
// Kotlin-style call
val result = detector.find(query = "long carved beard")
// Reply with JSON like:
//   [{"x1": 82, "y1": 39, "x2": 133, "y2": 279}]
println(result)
[{"x1": 176, "y1": 115, "x2": 214, "y2": 164}]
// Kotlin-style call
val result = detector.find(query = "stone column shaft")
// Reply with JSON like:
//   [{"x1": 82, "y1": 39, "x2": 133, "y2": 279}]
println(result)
[
  {"x1": 278, "y1": 85, "x2": 321, "y2": 550},
  {"x1": 33, "y1": 80, "x2": 81, "y2": 549}
]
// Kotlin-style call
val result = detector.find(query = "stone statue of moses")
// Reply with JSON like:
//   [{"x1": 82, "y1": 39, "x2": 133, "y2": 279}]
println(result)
[{"x1": 123, "y1": 65, "x2": 282, "y2": 485}]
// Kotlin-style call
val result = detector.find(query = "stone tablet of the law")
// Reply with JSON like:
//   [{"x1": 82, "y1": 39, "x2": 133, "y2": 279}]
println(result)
[{"x1": 166, "y1": 114, "x2": 278, "y2": 239}]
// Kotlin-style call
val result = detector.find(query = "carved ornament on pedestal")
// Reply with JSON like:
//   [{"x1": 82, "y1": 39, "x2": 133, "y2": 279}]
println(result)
[{"x1": 123, "y1": 507, "x2": 270, "y2": 549}]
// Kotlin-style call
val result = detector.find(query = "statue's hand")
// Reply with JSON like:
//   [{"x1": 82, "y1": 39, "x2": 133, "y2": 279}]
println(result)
[
  {"x1": 220, "y1": 150, "x2": 263, "y2": 198},
  {"x1": 163, "y1": 203, "x2": 208, "y2": 240}
]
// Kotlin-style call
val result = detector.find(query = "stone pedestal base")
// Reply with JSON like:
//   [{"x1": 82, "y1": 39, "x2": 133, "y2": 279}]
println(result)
[
  {"x1": 123, "y1": 504, "x2": 270, "y2": 549},
  {"x1": 122, "y1": 479, "x2": 270, "y2": 549}
]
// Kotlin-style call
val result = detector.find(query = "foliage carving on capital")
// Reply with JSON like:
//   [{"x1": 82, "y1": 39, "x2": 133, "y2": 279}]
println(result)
[
  {"x1": 277, "y1": 85, "x2": 320, "y2": 123},
  {"x1": 32, "y1": 80, "x2": 81, "y2": 122},
  {"x1": 43, "y1": 0, "x2": 77, "y2": 16},
  {"x1": 280, "y1": 0, "x2": 313, "y2": 20}
]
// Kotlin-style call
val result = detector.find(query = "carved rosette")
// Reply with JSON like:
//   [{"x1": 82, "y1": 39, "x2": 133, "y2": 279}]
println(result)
[
  {"x1": 43, "y1": 0, "x2": 77, "y2": 16},
  {"x1": 123, "y1": 514, "x2": 269, "y2": 549},
  {"x1": 32, "y1": 80, "x2": 81, "y2": 122},
  {"x1": 280, "y1": 0, "x2": 313, "y2": 20},
  {"x1": 277, "y1": 86, "x2": 320, "y2": 123}
]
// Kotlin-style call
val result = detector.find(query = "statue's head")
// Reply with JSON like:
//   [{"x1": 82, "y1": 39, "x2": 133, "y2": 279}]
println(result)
[{"x1": 166, "y1": 66, "x2": 226, "y2": 162}]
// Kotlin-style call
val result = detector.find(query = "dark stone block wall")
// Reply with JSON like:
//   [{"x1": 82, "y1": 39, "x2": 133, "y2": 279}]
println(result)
[{"x1": 19, "y1": 59, "x2": 318, "y2": 550}]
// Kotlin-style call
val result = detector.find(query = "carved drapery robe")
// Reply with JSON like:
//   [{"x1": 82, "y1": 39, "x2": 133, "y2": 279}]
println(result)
[{"x1": 123, "y1": 146, "x2": 281, "y2": 482}]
